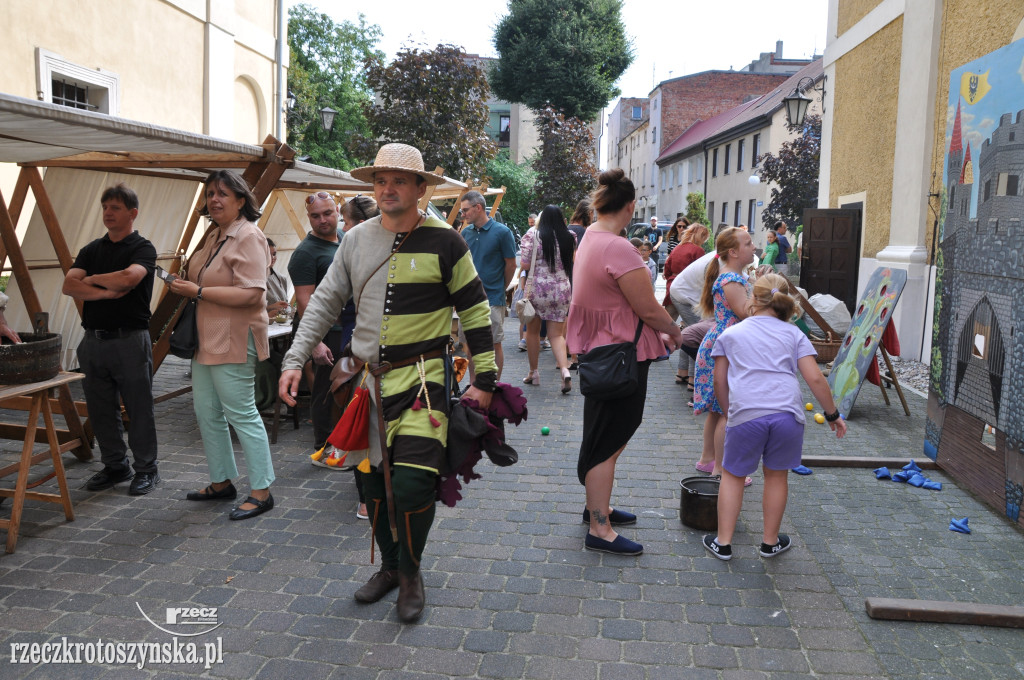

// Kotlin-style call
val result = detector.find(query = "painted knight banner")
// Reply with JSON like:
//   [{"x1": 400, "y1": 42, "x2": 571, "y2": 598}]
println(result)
[{"x1": 927, "y1": 37, "x2": 1024, "y2": 525}]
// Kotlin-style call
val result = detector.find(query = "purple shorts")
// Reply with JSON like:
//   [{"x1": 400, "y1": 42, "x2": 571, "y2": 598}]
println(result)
[{"x1": 722, "y1": 412, "x2": 804, "y2": 477}]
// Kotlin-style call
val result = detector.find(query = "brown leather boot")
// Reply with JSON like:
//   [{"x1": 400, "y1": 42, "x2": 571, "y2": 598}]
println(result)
[
  {"x1": 396, "y1": 570, "x2": 425, "y2": 623},
  {"x1": 353, "y1": 568, "x2": 399, "y2": 603}
]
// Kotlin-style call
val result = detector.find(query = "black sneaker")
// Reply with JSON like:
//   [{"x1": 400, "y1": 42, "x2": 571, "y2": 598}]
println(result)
[
  {"x1": 702, "y1": 535, "x2": 732, "y2": 561},
  {"x1": 759, "y1": 534, "x2": 792, "y2": 558}
]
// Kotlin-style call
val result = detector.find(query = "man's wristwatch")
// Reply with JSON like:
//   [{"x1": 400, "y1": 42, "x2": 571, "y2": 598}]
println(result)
[
  {"x1": 196, "y1": 287, "x2": 204, "y2": 301},
  {"x1": 824, "y1": 409, "x2": 841, "y2": 422}
]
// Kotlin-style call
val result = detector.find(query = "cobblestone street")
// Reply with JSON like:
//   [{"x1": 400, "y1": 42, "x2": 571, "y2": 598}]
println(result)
[{"x1": 1, "y1": 316, "x2": 1023, "y2": 679}]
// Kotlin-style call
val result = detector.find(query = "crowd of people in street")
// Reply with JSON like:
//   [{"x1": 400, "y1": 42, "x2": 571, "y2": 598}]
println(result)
[{"x1": 15, "y1": 140, "x2": 849, "y2": 626}]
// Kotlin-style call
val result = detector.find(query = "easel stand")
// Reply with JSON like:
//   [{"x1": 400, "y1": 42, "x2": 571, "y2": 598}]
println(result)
[
  {"x1": 798, "y1": 292, "x2": 910, "y2": 416},
  {"x1": 876, "y1": 346, "x2": 911, "y2": 416},
  {"x1": 0, "y1": 372, "x2": 85, "y2": 553}
]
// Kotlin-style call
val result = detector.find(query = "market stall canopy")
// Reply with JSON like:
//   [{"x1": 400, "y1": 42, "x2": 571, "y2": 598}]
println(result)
[
  {"x1": 0, "y1": 91, "x2": 360, "y2": 369},
  {"x1": 0, "y1": 92, "x2": 505, "y2": 371}
]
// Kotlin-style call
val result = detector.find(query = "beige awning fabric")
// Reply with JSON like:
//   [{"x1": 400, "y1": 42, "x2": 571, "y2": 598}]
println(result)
[
  {"x1": 0, "y1": 93, "x2": 366, "y2": 188},
  {"x1": 4, "y1": 168, "x2": 200, "y2": 367}
]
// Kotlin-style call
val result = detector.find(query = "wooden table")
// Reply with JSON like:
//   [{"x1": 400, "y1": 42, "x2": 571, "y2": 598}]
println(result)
[{"x1": 0, "y1": 372, "x2": 86, "y2": 553}]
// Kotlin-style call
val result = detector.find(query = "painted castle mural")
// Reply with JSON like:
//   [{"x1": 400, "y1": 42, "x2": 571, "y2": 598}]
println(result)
[{"x1": 926, "y1": 37, "x2": 1024, "y2": 525}]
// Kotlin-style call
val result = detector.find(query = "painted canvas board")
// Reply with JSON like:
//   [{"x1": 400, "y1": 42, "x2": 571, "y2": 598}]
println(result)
[
  {"x1": 926, "y1": 37, "x2": 1024, "y2": 525},
  {"x1": 827, "y1": 267, "x2": 907, "y2": 417}
]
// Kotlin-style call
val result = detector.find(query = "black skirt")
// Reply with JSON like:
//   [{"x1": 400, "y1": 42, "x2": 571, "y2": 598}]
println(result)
[{"x1": 577, "y1": 360, "x2": 651, "y2": 485}]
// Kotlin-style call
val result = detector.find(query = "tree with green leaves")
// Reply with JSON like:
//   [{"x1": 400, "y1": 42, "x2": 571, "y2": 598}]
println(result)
[
  {"x1": 532, "y1": 106, "x2": 597, "y2": 210},
  {"x1": 686, "y1": 192, "x2": 709, "y2": 228},
  {"x1": 287, "y1": 5, "x2": 383, "y2": 170},
  {"x1": 353, "y1": 44, "x2": 496, "y2": 182},
  {"x1": 485, "y1": 150, "x2": 537, "y2": 237},
  {"x1": 755, "y1": 114, "x2": 822, "y2": 231},
  {"x1": 685, "y1": 192, "x2": 713, "y2": 251},
  {"x1": 490, "y1": 0, "x2": 633, "y2": 122}
]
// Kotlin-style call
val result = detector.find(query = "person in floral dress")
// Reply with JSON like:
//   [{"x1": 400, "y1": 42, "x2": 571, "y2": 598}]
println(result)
[
  {"x1": 692, "y1": 227, "x2": 756, "y2": 479},
  {"x1": 519, "y1": 205, "x2": 576, "y2": 392}
]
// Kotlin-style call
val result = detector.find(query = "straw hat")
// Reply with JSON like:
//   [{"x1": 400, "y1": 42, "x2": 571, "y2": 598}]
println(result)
[{"x1": 350, "y1": 143, "x2": 446, "y2": 186}]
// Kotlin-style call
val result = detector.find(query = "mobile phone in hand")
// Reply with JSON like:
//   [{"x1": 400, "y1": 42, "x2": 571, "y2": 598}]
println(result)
[{"x1": 155, "y1": 265, "x2": 177, "y2": 283}]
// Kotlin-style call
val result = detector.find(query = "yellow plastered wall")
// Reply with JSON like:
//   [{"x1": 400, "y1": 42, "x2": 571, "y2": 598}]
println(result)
[
  {"x1": 837, "y1": 0, "x2": 885, "y2": 35},
  {"x1": 0, "y1": 0, "x2": 206, "y2": 131},
  {"x1": 0, "y1": 0, "x2": 279, "y2": 140},
  {"x1": 927, "y1": 1, "x2": 1024, "y2": 250},
  {"x1": 829, "y1": 17, "x2": 903, "y2": 258}
]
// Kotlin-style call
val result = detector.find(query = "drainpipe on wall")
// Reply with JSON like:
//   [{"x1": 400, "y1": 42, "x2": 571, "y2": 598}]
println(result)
[
  {"x1": 702, "y1": 145, "x2": 710, "y2": 227},
  {"x1": 274, "y1": 0, "x2": 286, "y2": 141}
]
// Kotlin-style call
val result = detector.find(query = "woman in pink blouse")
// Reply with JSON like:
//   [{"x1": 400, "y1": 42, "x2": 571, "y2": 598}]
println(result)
[
  {"x1": 170, "y1": 171, "x2": 275, "y2": 521},
  {"x1": 566, "y1": 169, "x2": 683, "y2": 556}
]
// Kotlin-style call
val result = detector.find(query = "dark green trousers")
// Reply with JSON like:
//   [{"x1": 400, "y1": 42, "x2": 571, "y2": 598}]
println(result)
[{"x1": 360, "y1": 466, "x2": 436, "y2": 575}]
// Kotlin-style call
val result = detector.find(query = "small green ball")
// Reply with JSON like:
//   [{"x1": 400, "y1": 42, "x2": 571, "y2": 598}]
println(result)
[{"x1": 541, "y1": 426, "x2": 550, "y2": 435}]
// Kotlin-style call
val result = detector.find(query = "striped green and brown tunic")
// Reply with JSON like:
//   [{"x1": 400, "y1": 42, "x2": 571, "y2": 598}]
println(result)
[{"x1": 284, "y1": 213, "x2": 496, "y2": 472}]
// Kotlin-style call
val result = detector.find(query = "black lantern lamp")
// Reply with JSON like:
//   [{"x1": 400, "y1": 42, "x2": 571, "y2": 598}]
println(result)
[
  {"x1": 782, "y1": 76, "x2": 825, "y2": 129},
  {"x1": 319, "y1": 106, "x2": 337, "y2": 135}
]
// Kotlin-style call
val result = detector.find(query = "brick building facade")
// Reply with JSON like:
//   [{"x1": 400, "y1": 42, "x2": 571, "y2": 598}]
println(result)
[{"x1": 653, "y1": 71, "x2": 790, "y2": 158}]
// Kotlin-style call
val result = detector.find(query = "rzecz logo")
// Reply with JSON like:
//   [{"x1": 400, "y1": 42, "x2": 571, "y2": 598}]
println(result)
[{"x1": 136, "y1": 604, "x2": 221, "y2": 636}]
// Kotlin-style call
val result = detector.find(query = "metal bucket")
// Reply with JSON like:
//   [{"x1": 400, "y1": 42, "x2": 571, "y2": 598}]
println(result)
[
  {"x1": 0, "y1": 332, "x2": 62, "y2": 384},
  {"x1": 679, "y1": 476, "x2": 719, "y2": 531}
]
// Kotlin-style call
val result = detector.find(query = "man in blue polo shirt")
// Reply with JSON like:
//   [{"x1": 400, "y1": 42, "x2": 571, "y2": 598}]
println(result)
[{"x1": 459, "y1": 190, "x2": 517, "y2": 380}]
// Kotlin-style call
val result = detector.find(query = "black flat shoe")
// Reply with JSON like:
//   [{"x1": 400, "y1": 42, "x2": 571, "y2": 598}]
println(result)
[
  {"x1": 185, "y1": 483, "x2": 237, "y2": 501},
  {"x1": 229, "y1": 494, "x2": 274, "y2": 520},
  {"x1": 129, "y1": 471, "x2": 160, "y2": 496}
]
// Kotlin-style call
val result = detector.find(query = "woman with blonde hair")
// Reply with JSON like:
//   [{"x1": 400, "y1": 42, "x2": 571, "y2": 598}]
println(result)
[
  {"x1": 567, "y1": 169, "x2": 683, "y2": 555},
  {"x1": 691, "y1": 227, "x2": 756, "y2": 481}
]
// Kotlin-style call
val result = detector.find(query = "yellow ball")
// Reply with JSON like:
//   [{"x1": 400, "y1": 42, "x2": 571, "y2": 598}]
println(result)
[
  {"x1": 814, "y1": 413, "x2": 825, "y2": 424},
  {"x1": 805, "y1": 402, "x2": 814, "y2": 411}
]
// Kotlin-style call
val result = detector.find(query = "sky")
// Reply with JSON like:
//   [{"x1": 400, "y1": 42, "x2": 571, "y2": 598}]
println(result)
[{"x1": 295, "y1": 0, "x2": 828, "y2": 152}]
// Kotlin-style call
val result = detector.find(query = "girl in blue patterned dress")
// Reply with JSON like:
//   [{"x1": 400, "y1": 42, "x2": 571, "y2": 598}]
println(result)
[{"x1": 692, "y1": 227, "x2": 756, "y2": 478}]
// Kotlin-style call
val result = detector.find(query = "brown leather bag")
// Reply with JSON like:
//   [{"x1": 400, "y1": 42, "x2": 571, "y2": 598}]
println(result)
[{"x1": 330, "y1": 351, "x2": 365, "y2": 408}]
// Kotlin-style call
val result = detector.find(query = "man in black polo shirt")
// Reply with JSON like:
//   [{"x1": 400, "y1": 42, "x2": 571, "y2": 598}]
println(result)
[
  {"x1": 287, "y1": 191, "x2": 346, "y2": 458},
  {"x1": 63, "y1": 184, "x2": 159, "y2": 495}
]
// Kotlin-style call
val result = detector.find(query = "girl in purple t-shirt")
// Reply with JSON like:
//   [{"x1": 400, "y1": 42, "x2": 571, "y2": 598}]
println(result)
[{"x1": 702, "y1": 274, "x2": 847, "y2": 562}]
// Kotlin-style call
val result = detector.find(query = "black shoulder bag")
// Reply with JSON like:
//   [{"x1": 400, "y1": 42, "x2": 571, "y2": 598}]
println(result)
[
  {"x1": 169, "y1": 238, "x2": 227, "y2": 359},
  {"x1": 577, "y1": 319, "x2": 645, "y2": 401}
]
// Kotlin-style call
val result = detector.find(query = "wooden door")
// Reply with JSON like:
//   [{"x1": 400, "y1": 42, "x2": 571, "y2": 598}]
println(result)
[{"x1": 799, "y1": 208, "x2": 861, "y2": 314}]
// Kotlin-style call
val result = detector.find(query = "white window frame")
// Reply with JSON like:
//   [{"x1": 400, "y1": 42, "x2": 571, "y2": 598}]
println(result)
[{"x1": 36, "y1": 48, "x2": 120, "y2": 115}]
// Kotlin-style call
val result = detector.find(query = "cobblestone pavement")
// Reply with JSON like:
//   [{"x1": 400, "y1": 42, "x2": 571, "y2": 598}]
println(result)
[{"x1": 1, "y1": 315, "x2": 1023, "y2": 679}]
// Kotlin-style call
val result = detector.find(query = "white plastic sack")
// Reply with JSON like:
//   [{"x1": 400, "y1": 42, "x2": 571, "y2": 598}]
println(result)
[{"x1": 804, "y1": 293, "x2": 852, "y2": 337}]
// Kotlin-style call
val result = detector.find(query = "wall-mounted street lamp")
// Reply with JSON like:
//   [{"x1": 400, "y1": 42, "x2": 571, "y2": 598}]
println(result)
[
  {"x1": 285, "y1": 90, "x2": 296, "y2": 111},
  {"x1": 748, "y1": 175, "x2": 761, "y2": 186},
  {"x1": 782, "y1": 76, "x2": 826, "y2": 129}
]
